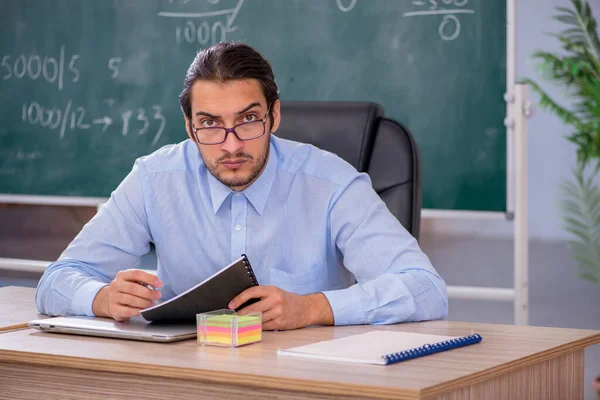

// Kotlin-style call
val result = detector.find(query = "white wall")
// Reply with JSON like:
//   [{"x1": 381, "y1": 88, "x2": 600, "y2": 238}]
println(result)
[{"x1": 424, "y1": 0, "x2": 599, "y2": 242}]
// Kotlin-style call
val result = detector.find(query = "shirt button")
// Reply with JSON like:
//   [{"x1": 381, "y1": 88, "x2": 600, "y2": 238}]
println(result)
[{"x1": 235, "y1": 225, "x2": 242, "y2": 231}]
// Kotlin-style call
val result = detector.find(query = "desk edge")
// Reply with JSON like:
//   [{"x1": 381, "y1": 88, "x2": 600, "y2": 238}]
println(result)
[
  {"x1": 0, "y1": 348, "x2": 420, "y2": 400},
  {"x1": 2, "y1": 330, "x2": 599, "y2": 399},
  {"x1": 420, "y1": 332, "x2": 600, "y2": 397}
]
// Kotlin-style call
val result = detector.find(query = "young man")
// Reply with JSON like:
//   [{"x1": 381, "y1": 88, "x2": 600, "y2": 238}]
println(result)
[{"x1": 36, "y1": 42, "x2": 447, "y2": 330}]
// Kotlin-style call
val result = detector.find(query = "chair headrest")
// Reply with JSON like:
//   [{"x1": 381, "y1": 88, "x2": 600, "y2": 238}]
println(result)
[{"x1": 276, "y1": 102, "x2": 383, "y2": 172}]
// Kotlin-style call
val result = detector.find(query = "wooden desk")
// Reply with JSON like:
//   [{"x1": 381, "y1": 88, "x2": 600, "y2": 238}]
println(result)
[
  {"x1": 0, "y1": 316, "x2": 598, "y2": 399},
  {"x1": 0, "y1": 286, "x2": 43, "y2": 332}
]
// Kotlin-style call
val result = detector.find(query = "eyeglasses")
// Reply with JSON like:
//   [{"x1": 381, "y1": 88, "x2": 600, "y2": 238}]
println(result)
[{"x1": 191, "y1": 109, "x2": 270, "y2": 145}]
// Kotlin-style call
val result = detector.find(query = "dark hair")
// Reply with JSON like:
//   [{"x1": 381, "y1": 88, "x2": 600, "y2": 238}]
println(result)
[{"x1": 179, "y1": 42, "x2": 279, "y2": 122}]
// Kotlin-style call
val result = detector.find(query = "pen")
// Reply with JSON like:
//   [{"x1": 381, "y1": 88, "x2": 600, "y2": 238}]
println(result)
[
  {"x1": 138, "y1": 281, "x2": 160, "y2": 306},
  {"x1": 138, "y1": 281, "x2": 157, "y2": 291}
]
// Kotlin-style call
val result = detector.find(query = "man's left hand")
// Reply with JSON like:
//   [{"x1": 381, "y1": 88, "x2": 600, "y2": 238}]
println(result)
[{"x1": 228, "y1": 286, "x2": 334, "y2": 331}]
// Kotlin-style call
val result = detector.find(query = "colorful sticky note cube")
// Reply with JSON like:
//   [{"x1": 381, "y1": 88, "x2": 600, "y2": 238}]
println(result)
[{"x1": 197, "y1": 310, "x2": 262, "y2": 347}]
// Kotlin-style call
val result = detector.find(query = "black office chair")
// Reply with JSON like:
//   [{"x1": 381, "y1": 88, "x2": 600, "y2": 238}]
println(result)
[{"x1": 277, "y1": 102, "x2": 422, "y2": 240}]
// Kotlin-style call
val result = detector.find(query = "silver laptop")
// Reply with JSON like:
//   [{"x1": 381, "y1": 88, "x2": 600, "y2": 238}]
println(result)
[{"x1": 28, "y1": 316, "x2": 197, "y2": 343}]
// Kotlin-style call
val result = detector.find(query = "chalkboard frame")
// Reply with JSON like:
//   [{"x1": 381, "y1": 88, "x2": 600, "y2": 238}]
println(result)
[{"x1": 0, "y1": 0, "x2": 515, "y2": 219}]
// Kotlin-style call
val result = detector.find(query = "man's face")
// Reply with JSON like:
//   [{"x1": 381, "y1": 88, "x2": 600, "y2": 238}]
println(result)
[{"x1": 185, "y1": 79, "x2": 280, "y2": 191}]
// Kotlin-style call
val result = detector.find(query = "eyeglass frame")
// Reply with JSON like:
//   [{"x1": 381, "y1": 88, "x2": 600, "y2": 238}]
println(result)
[{"x1": 191, "y1": 107, "x2": 271, "y2": 145}]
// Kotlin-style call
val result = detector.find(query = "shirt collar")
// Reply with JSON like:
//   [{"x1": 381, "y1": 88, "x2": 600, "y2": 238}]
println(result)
[{"x1": 207, "y1": 140, "x2": 278, "y2": 216}]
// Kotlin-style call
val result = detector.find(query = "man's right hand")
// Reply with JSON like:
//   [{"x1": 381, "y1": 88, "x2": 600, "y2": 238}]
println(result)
[{"x1": 92, "y1": 269, "x2": 162, "y2": 322}]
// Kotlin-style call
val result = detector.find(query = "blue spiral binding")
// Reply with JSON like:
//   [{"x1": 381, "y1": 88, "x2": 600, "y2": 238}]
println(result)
[{"x1": 382, "y1": 333, "x2": 483, "y2": 365}]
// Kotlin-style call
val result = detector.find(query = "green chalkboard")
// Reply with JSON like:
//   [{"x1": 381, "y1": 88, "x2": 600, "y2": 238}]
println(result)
[{"x1": 0, "y1": 0, "x2": 506, "y2": 212}]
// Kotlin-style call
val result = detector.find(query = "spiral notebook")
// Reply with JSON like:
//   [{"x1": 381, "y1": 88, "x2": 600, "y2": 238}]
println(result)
[
  {"x1": 277, "y1": 331, "x2": 482, "y2": 365},
  {"x1": 140, "y1": 254, "x2": 259, "y2": 323}
]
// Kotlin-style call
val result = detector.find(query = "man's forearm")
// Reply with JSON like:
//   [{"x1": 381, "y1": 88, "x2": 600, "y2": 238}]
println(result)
[
  {"x1": 305, "y1": 293, "x2": 335, "y2": 326},
  {"x1": 35, "y1": 264, "x2": 109, "y2": 317},
  {"x1": 323, "y1": 270, "x2": 447, "y2": 325},
  {"x1": 92, "y1": 286, "x2": 110, "y2": 317}
]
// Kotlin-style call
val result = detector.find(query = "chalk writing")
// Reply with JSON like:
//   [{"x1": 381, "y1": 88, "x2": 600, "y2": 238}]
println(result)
[
  {"x1": 21, "y1": 100, "x2": 166, "y2": 146},
  {"x1": 337, "y1": 0, "x2": 357, "y2": 12},
  {"x1": 158, "y1": 0, "x2": 243, "y2": 46},
  {"x1": 404, "y1": 0, "x2": 474, "y2": 41},
  {"x1": 1, "y1": 46, "x2": 79, "y2": 91},
  {"x1": 108, "y1": 58, "x2": 122, "y2": 79}
]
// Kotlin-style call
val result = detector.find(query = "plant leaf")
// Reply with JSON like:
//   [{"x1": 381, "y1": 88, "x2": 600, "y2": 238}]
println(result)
[
  {"x1": 578, "y1": 272, "x2": 599, "y2": 283},
  {"x1": 526, "y1": 1, "x2": 600, "y2": 286},
  {"x1": 559, "y1": 165, "x2": 600, "y2": 285}
]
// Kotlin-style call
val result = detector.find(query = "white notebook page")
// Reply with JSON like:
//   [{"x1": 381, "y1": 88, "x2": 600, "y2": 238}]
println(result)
[{"x1": 277, "y1": 331, "x2": 458, "y2": 365}]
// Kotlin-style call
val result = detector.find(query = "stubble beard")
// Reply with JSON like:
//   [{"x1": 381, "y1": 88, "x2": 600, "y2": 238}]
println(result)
[{"x1": 201, "y1": 140, "x2": 269, "y2": 190}]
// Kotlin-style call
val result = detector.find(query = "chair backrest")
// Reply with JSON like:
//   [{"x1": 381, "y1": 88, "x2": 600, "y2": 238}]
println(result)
[{"x1": 276, "y1": 102, "x2": 422, "y2": 239}]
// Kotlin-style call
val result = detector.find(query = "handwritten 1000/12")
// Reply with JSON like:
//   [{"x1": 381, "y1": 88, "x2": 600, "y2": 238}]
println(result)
[{"x1": 21, "y1": 101, "x2": 167, "y2": 147}]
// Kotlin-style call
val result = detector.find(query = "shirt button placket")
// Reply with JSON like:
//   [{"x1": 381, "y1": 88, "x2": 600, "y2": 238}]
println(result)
[{"x1": 231, "y1": 193, "x2": 247, "y2": 261}]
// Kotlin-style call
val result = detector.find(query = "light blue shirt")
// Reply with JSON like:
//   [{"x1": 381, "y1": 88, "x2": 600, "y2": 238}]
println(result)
[{"x1": 36, "y1": 136, "x2": 448, "y2": 325}]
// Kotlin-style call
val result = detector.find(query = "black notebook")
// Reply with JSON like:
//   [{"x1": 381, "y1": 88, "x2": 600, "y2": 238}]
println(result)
[{"x1": 141, "y1": 254, "x2": 259, "y2": 323}]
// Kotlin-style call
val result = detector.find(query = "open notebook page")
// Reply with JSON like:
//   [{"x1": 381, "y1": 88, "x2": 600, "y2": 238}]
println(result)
[{"x1": 277, "y1": 331, "x2": 458, "y2": 365}]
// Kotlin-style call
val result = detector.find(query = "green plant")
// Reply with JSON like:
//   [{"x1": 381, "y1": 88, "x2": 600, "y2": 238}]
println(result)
[{"x1": 524, "y1": 0, "x2": 600, "y2": 285}]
